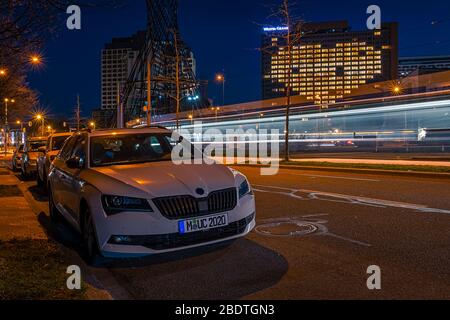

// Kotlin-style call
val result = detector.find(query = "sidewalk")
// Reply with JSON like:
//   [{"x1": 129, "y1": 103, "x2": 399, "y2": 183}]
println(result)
[
  {"x1": 0, "y1": 166, "x2": 110, "y2": 300},
  {"x1": 0, "y1": 168, "x2": 46, "y2": 241}
]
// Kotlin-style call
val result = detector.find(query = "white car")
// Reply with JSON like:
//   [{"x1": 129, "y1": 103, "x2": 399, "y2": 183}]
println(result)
[{"x1": 48, "y1": 127, "x2": 256, "y2": 262}]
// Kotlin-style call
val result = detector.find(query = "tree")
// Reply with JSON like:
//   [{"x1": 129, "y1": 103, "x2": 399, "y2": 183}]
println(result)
[
  {"x1": 262, "y1": 0, "x2": 303, "y2": 161},
  {"x1": 0, "y1": 0, "x2": 123, "y2": 122}
]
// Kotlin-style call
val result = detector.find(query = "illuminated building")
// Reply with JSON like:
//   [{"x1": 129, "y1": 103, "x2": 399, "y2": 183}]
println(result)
[{"x1": 261, "y1": 21, "x2": 398, "y2": 105}]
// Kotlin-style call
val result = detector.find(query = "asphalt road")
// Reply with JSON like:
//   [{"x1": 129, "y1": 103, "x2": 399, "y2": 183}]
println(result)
[{"x1": 19, "y1": 167, "x2": 450, "y2": 300}]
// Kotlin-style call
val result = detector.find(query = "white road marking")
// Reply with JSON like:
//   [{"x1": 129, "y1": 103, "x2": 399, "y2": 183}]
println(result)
[
  {"x1": 288, "y1": 173, "x2": 380, "y2": 182},
  {"x1": 253, "y1": 184, "x2": 450, "y2": 215}
]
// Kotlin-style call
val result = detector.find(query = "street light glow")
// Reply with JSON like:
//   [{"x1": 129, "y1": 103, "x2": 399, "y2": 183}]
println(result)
[
  {"x1": 215, "y1": 74, "x2": 224, "y2": 82},
  {"x1": 30, "y1": 55, "x2": 41, "y2": 64},
  {"x1": 0, "y1": 69, "x2": 6, "y2": 76}
]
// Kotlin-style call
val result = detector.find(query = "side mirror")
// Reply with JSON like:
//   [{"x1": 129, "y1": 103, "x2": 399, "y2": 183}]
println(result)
[
  {"x1": 66, "y1": 157, "x2": 84, "y2": 169},
  {"x1": 38, "y1": 146, "x2": 46, "y2": 154}
]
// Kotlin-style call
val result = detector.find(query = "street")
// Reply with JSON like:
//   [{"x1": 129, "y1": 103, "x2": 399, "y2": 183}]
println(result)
[{"x1": 15, "y1": 165, "x2": 450, "y2": 300}]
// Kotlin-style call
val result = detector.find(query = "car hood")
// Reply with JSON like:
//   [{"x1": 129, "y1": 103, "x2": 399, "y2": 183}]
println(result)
[{"x1": 88, "y1": 161, "x2": 236, "y2": 198}]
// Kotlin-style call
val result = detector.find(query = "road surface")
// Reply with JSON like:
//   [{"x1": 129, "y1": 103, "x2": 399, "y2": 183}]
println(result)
[{"x1": 17, "y1": 167, "x2": 450, "y2": 299}]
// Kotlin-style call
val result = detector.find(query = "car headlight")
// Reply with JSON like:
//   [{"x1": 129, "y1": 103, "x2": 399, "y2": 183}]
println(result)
[
  {"x1": 238, "y1": 179, "x2": 253, "y2": 199},
  {"x1": 101, "y1": 195, "x2": 153, "y2": 215}
]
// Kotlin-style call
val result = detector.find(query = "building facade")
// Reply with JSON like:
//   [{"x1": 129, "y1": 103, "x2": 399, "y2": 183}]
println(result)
[
  {"x1": 261, "y1": 21, "x2": 398, "y2": 105},
  {"x1": 101, "y1": 31, "x2": 146, "y2": 110},
  {"x1": 399, "y1": 56, "x2": 450, "y2": 78}
]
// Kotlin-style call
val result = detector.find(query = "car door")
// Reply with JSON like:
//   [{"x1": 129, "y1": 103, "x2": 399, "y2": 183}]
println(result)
[
  {"x1": 38, "y1": 137, "x2": 51, "y2": 180},
  {"x1": 64, "y1": 134, "x2": 87, "y2": 225},
  {"x1": 51, "y1": 135, "x2": 77, "y2": 220}
]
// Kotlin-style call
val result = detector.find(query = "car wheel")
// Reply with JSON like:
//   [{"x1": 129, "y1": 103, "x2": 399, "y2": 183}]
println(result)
[
  {"x1": 37, "y1": 170, "x2": 44, "y2": 188},
  {"x1": 48, "y1": 188, "x2": 62, "y2": 222},
  {"x1": 83, "y1": 209, "x2": 102, "y2": 265},
  {"x1": 42, "y1": 169, "x2": 48, "y2": 192},
  {"x1": 21, "y1": 165, "x2": 27, "y2": 180}
]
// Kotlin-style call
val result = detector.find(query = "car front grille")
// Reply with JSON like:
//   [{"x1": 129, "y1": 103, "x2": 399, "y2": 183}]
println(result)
[
  {"x1": 153, "y1": 188, "x2": 238, "y2": 220},
  {"x1": 108, "y1": 213, "x2": 255, "y2": 251}
]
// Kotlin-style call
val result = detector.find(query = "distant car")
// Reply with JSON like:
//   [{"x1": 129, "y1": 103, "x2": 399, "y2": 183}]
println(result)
[
  {"x1": 11, "y1": 144, "x2": 24, "y2": 171},
  {"x1": 48, "y1": 127, "x2": 256, "y2": 263},
  {"x1": 21, "y1": 137, "x2": 47, "y2": 179},
  {"x1": 36, "y1": 133, "x2": 72, "y2": 189}
]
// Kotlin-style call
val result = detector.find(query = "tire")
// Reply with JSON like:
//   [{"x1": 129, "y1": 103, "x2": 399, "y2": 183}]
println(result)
[
  {"x1": 48, "y1": 188, "x2": 62, "y2": 223},
  {"x1": 37, "y1": 170, "x2": 44, "y2": 188},
  {"x1": 21, "y1": 165, "x2": 27, "y2": 180},
  {"x1": 82, "y1": 209, "x2": 102, "y2": 265}
]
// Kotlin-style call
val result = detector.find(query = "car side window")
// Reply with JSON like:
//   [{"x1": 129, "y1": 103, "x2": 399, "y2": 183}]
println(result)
[
  {"x1": 59, "y1": 136, "x2": 77, "y2": 161},
  {"x1": 71, "y1": 136, "x2": 86, "y2": 160}
]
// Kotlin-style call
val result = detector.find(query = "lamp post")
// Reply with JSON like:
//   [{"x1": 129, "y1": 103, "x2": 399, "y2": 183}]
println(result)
[
  {"x1": 36, "y1": 114, "x2": 44, "y2": 137},
  {"x1": 215, "y1": 73, "x2": 225, "y2": 106},
  {"x1": 4, "y1": 98, "x2": 15, "y2": 127},
  {"x1": 3, "y1": 98, "x2": 15, "y2": 155},
  {"x1": 211, "y1": 107, "x2": 220, "y2": 121}
]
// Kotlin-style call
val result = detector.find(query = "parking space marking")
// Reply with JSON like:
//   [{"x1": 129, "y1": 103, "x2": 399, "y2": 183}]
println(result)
[{"x1": 253, "y1": 184, "x2": 450, "y2": 215}]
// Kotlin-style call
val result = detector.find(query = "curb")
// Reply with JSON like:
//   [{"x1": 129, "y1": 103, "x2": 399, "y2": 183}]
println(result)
[{"x1": 234, "y1": 163, "x2": 450, "y2": 179}]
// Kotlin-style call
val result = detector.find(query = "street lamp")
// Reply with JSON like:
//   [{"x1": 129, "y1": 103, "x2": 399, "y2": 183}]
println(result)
[
  {"x1": 36, "y1": 114, "x2": 45, "y2": 136},
  {"x1": 211, "y1": 107, "x2": 220, "y2": 120},
  {"x1": 30, "y1": 55, "x2": 42, "y2": 66},
  {"x1": 0, "y1": 69, "x2": 6, "y2": 77},
  {"x1": 4, "y1": 98, "x2": 15, "y2": 126},
  {"x1": 215, "y1": 73, "x2": 225, "y2": 105},
  {"x1": 188, "y1": 114, "x2": 193, "y2": 124},
  {"x1": 89, "y1": 121, "x2": 96, "y2": 131},
  {"x1": 3, "y1": 98, "x2": 14, "y2": 155}
]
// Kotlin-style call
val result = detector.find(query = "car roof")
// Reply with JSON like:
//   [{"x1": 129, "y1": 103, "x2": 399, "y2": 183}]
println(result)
[
  {"x1": 87, "y1": 126, "x2": 172, "y2": 138},
  {"x1": 28, "y1": 137, "x2": 47, "y2": 142},
  {"x1": 50, "y1": 132, "x2": 72, "y2": 138}
]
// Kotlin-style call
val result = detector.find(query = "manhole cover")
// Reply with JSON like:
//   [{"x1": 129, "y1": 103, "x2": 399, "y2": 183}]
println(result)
[{"x1": 255, "y1": 219, "x2": 318, "y2": 237}]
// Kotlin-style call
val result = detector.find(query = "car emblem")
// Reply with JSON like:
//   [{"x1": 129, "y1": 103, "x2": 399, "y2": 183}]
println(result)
[{"x1": 196, "y1": 188, "x2": 205, "y2": 196}]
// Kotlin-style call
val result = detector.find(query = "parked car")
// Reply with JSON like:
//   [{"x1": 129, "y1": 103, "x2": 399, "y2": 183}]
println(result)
[
  {"x1": 11, "y1": 144, "x2": 24, "y2": 171},
  {"x1": 21, "y1": 137, "x2": 47, "y2": 179},
  {"x1": 36, "y1": 132, "x2": 72, "y2": 189},
  {"x1": 48, "y1": 127, "x2": 256, "y2": 262}
]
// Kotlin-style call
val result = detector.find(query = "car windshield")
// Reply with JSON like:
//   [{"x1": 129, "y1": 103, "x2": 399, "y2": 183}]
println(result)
[
  {"x1": 90, "y1": 133, "x2": 176, "y2": 167},
  {"x1": 28, "y1": 141, "x2": 46, "y2": 152},
  {"x1": 52, "y1": 136, "x2": 70, "y2": 151}
]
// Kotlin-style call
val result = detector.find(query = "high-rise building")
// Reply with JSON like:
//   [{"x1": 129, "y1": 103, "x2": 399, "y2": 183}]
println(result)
[
  {"x1": 261, "y1": 21, "x2": 398, "y2": 105},
  {"x1": 101, "y1": 31, "x2": 146, "y2": 110},
  {"x1": 399, "y1": 56, "x2": 450, "y2": 78}
]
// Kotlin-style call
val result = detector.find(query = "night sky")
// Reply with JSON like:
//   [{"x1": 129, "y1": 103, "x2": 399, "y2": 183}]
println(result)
[{"x1": 28, "y1": 0, "x2": 450, "y2": 118}]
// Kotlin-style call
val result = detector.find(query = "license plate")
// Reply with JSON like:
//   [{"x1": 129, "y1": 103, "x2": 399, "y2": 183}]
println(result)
[{"x1": 179, "y1": 214, "x2": 228, "y2": 234}]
